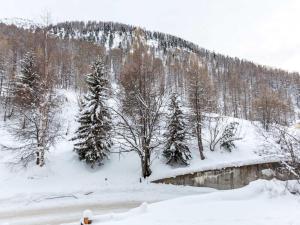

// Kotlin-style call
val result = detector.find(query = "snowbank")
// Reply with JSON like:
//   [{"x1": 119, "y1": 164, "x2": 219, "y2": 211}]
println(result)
[{"x1": 71, "y1": 179, "x2": 300, "y2": 225}]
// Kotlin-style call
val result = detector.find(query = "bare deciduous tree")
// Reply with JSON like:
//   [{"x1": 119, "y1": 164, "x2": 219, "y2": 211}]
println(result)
[
  {"x1": 253, "y1": 85, "x2": 294, "y2": 130},
  {"x1": 188, "y1": 55, "x2": 216, "y2": 160},
  {"x1": 115, "y1": 29, "x2": 165, "y2": 178}
]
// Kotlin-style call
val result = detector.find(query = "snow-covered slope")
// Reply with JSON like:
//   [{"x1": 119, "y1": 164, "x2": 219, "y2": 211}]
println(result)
[
  {"x1": 0, "y1": 89, "x2": 290, "y2": 209},
  {"x1": 0, "y1": 90, "x2": 213, "y2": 212},
  {"x1": 0, "y1": 90, "x2": 296, "y2": 216},
  {"x1": 66, "y1": 179, "x2": 300, "y2": 225},
  {"x1": 0, "y1": 17, "x2": 41, "y2": 29}
]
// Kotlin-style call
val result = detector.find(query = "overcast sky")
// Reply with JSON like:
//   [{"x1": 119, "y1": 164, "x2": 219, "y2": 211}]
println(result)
[{"x1": 0, "y1": 0, "x2": 299, "y2": 72}]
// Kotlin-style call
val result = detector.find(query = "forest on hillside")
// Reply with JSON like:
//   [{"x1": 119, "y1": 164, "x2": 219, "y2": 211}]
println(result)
[{"x1": 0, "y1": 21, "x2": 299, "y2": 178}]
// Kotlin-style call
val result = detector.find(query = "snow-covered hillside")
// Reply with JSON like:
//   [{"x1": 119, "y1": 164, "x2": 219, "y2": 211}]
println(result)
[
  {"x1": 0, "y1": 89, "x2": 287, "y2": 208},
  {"x1": 0, "y1": 17, "x2": 41, "y2": 29}
]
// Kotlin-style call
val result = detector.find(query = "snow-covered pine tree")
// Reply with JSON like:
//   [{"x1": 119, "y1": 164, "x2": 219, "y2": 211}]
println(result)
[
  {"x1": 163, "y1": 94, "x2": 191, "y2": 166},
  {"x1": 219, "y1": 122, "x2": 239, "y2": 152},
  {"x1": 14, "y1": 51, "x2": 41, "y2": 109},
  {"x1": 72, "y1": 57, "x2": 112, "y2": 167}
]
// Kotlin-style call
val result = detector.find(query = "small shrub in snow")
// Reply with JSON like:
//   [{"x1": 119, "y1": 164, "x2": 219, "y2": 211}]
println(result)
[
  {"x1": 206, "y1": 116, "x2": 240, "y2": 152},
  {"x1": 220, "y1": 122, "x2": 240, "y2": 152}
]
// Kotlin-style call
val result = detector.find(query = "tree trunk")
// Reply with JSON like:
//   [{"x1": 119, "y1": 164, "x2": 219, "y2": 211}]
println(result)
[
  {"x1": 141, "y1": 147, "x2": 152, "y2": 178},
  {"x1": 36, "y1": 151, "x2": 40, "y2": 165},
  {"x1": 0, "y1": 75, "x2": 3, "y2": 98},
  {"x1": 22, "y1": 116, "x2": 26, "y2": 129},
  {"x1": 195, "y1": 97, "x2": 205, "y2": 160},
  {"x1": 36, "y1": 146, "x2": 45, "y2": 167},
  {"x1": 196, "y1": 122, "x2": 205, "y2": 160},
  {"x1": 40, "y1": 148, "x2": 45, "y2": 167}
]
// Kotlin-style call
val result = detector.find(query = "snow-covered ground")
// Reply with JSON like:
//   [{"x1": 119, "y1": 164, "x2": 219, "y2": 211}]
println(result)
[
  {"x1": 0, "y1": 89, "x2": 298, "y2": 225},
  {"x1": 0, "y1": 90, "x2": 278, "y2": 198},
  {"x1": 66, "y1": 180, "x2": 300, "y2": 225},
  {"x1": 0, "y1": 184, "x2": 214, "y2": 225}
]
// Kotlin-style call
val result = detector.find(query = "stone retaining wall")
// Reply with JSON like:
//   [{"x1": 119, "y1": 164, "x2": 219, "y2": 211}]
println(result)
[{"x1": 152, "y1": 162, "x2": 298, "y2": 190}]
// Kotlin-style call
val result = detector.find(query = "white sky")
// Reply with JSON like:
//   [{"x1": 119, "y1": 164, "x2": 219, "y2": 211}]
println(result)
[{"x1": 0, "y1": 0, "x2": 300, "y2": 72}]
